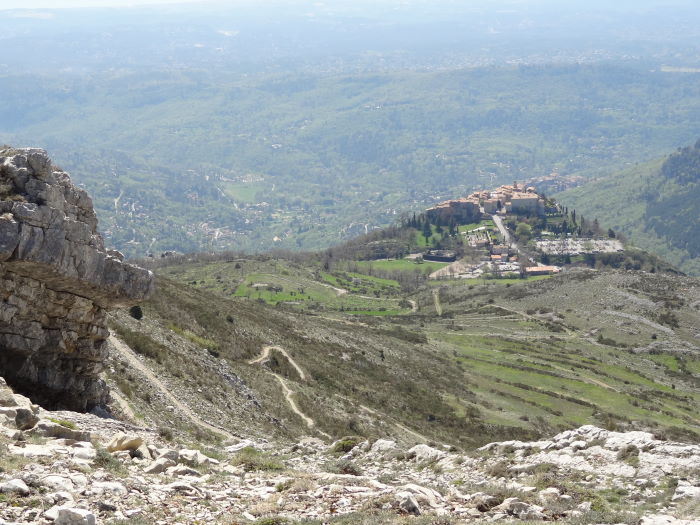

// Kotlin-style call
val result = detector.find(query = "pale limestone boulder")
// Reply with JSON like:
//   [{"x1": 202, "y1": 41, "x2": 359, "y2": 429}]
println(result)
[
  {"x1": 396, "y1": 492, "x2": 421, "y2": 515},
  {"x1": 166, "y1": 465, "x2": 200, "y2": 477},
  {"x1": 31, "y1": 421, "x2": 90, "y2": 442},
  {"x1": 0, "y1": 479, "x2": 30, "y2": 496},
  {"x1": 106, "y1": 432, "x2": 144, "y2": 453},
  {"x1": 54, "y1": 507, "x2": 96, "y2": 525},
  {"x1": 144, "y1": 457, "x2": 177, "y2": 474},
  {"x1": 91, "y1": 481, "x2": 128, "y2": 496},
  {"x1": 369, "y1": 439, "x2": 397, "y2": 455},
  {"x1": 178, "y1": 448, "x2": 219, "y2": 467},
  {"x1": 407, "y1": 443, "x2": 445, "y2": 462}
]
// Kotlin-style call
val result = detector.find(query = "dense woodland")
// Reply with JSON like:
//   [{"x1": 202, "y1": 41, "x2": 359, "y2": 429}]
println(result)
[
  {"x1": 558, "y1": 138, "x2": 700, "y2": 275},
  {"x1": 3, "y1": 65, "x2": 700, "y2": 257}
]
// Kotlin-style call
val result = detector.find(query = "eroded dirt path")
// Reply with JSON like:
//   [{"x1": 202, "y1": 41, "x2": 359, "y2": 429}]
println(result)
[
  {"x1": 248, "y1": 345, "x2": 330, "y2": 439},
  {"x1": 249, "y1": 345, "x2": 307, "y2": 381},
  {"x1": 110, "y1": 335, "x2": 236, "y2": 441},
  {"x1": 432, "y1": 289, "x2": 443, "y2": 316}
]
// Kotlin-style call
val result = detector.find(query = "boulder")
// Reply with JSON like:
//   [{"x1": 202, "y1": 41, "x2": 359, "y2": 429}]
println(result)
[
  {"x1": 0, "y1": 478, "x2": 30, "y2": 496},
  {"x1": 54, "y1": 507, "x2": 96, "y2": 525},
  {"x1": 471, "y1": 492, "x2": 501, "y2": 512},
  {"x1": 407, "y1": 443, "x2": 445, "y2": 462},
  {"x1": 144, "y1": 457, "x2": 177, "y2": 474},
  {"x1": 496, "y1": 497, "x2": 545, "y2": 520},
  {"x1": 166, "y1": 465, "x2": 200, "y2": 477},
  {"x1": 152, "y1": 447, "x2": 180, "y2": 462},
  {"x1": 538, "y1": 487, "x2": 561, "y2": 504},
  {"x1": 369, "y1": 439, "x2": 397, "y2": 455},
  {"x1": 672, "y1": 483, "x2": 700, "y2": 501},
  {"x1": 178, "y1": 449, "x2": 219, "y2": 467},
  {"x1": 14, "y1": 407, "x2": 38, "y2": 430},
  {"x1": 398, "y1": 484, "x2": 443, "y2": 508},
  {"x1": 106, "y1": 432, "x2": 144, "y2": 453},
  {"x1": 397, "y1": 492, "x2": 421, "y2": 515},
  {"x1": 91, "y1": 481, "x2": 128, "y2": 496},
  {"x1": 31, "y1": 421, "x2": 91, "y2": 442}
]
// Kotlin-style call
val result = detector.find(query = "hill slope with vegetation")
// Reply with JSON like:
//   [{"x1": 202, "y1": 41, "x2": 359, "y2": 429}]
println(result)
[
  {"x1": 4, "y1": 65, "x2": 700, "y2": 256},
  {"x1": 106, "y1": 250, "x2": 700, "y2": 450},
  {"x1": 557, "y1": 139, "x2": 700, "y2": 275}
]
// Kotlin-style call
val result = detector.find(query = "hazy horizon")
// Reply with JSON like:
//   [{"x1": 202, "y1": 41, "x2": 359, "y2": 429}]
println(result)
[{"x1": 1, "y1": 0, "x2": 697, "y2": 11}]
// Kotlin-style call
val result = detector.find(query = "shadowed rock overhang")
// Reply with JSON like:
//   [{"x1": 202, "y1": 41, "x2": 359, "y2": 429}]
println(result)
[{"x1": 0, "y1": 147, "x2": 154, "y2": 411}]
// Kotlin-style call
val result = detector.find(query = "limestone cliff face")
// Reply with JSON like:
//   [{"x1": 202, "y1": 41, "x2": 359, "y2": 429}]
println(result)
[{"x1": 0, "y1": 147, "x2": 154, "y2": 411}]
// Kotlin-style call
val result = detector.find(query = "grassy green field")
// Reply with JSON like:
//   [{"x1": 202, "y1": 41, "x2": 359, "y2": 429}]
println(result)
[
  {"x1": 222, "y1": 182, "x2": 268, "y2": 203},
  {"x1": 159, "y1": 258, "x2": 411, "y2": 315},
  {"x1": 353, "y1": 258, "x2": 448, "y2": 273},
  {"x1": 457, "y1": 219, "x2": 495, "y2": 233}
]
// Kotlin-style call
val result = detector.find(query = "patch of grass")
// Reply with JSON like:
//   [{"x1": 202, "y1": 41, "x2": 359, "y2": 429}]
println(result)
[
  {"x1": 110, "y1": 324, "x2": 168, "y2": 363},
  {"x1": 93, "y1": 446, "x2": 128, "y2": 477},
  {"x1": 231, "y1": 447, "x2": 284, "y2": 472},
  {"x1": 253, "y1": 517, "x2": 290, "y2": 525},
  {"x1": 47, "y1": 418, "x2": 77, "y2": 430},
  {"x1": 355, "y1": 258, "x2": 448, "y2": 273},
  {"x1": 167, "y1": 324, "x2": 219, "y2": 350}
]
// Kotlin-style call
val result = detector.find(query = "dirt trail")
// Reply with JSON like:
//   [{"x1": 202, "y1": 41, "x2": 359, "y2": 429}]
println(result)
[
  {"x1": 109, "y1": 335, "x2": 236, "y2": 441},
  {"x1": 248, "y1": 345, "x2": 330, "y2": 439},
  {"x1": 110, "y1": 390, "x2": 136, "y2": 421},
  {"x1": 274, "y1": 374, "x2": 331, "y2": 439},
  {"x1": 249, "y1": 346, "x2": 307, "y2": 381},
  {"x1": 432, "y1": 289, "x2": 443, "y2": 316},
  {"x1": 358, "y1": 404, "x2": 430, "y2": 443}
]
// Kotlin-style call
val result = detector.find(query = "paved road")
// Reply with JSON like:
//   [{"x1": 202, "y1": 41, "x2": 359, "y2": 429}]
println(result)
[{"x1": 492, "y1": 214, "x2": 516, "y2": 250}]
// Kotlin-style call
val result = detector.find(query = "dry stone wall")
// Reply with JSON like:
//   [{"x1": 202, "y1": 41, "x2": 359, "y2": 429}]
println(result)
[{"x1": 0, "y1": 147, "x2": 153, "y2": 411}]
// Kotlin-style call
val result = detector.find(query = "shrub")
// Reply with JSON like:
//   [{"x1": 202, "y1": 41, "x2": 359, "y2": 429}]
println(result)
[
  {"x1": 48, "y1": 418, "x2": 77, "y2": 430},
  {"x1": 93, "y1": 447, "x2": 127, "y2": 476},
  {"x1": 128, "y1": 305, "x2": 144, "y2": 320},
  {"x1": 326, "y1": 459, "x2": 362, "y2": 476},
  {"x1": 331, "y1": 436, "x2": 363, "y2": 454},
  {"x1": 616, "y1": 444, "x2": 640, "y2": 465},
  {"x1": 232, "y1": 447, "x2": 283, "y2": 472}
]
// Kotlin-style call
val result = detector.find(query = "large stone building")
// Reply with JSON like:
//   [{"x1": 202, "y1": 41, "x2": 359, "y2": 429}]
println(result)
[
  {"x1": 426, "y1": 182, "x2": 544, "y2": 225},
  {"x1": 425, "y1": 197, "x2": 480, "y2": 224}
]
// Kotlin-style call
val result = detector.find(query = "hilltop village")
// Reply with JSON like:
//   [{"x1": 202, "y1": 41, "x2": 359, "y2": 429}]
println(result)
[{"x1": 422, "y1": 182, "x2": 624, "y2": 280}]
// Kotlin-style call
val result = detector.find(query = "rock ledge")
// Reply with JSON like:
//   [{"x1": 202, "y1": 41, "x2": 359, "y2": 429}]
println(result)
[{"x1": 0, "y1": 147, "x2": 154, "y2": 410}]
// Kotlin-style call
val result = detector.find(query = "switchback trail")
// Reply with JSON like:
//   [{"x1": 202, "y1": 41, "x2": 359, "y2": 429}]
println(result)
[
  {"x1": 110, "y1": 335, "x2": 236, "y2": 441},
  {"x1": 249, "y1": 346, "x2": 307, "y2": 381},
  {"x1": 248, "y1": 345, "x2": 330, "y2": 439}
]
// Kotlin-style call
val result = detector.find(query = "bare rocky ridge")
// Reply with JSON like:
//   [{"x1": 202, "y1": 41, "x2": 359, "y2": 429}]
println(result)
[
  {"x1": 0, "y1": 148, "x2": 153, "y2": 411},
  {"x1": 0, "y1": 377, "x2": 698, "y2": 524}
]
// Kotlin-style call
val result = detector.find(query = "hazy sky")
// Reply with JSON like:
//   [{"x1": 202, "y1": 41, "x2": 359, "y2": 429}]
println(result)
[{"x1": 0, "y1": 0, "x2": 206, "y2": 7}]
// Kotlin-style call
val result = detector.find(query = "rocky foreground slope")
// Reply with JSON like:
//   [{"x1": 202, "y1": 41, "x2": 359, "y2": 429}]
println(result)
[
  {"x1": 0, "y1": 377, "x2": 698, "y2": 525},
  {"x1": 0, "y1": 148, "x2": 153, "y2": 411}
]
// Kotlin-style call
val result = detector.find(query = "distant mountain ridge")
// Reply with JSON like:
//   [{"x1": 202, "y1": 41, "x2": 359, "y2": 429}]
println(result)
[{"x1": 557, "y1": 139, "x2": 700, "y2": 275}]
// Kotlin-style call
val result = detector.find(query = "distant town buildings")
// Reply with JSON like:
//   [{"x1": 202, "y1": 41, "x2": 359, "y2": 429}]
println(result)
[{"x1": 425, "y1": 181, "x2": 545, "y2": 222}]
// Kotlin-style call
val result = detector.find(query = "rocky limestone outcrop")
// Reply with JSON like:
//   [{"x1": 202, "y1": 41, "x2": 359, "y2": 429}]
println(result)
[
  {"x1": 1, "y1": 372, "x2": 699, "y2": 524},
  {"x1": 0, "y1": 147, "x2": 153, "y2": 411}
]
